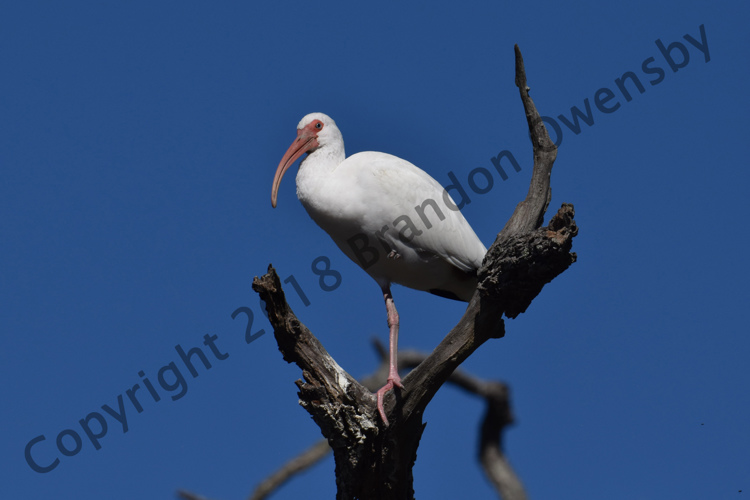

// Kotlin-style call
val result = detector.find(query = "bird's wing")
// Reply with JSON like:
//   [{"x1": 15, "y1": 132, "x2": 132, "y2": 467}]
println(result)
[{"x1": 336, "y1": 151, "x2": 487, "y2": 272}]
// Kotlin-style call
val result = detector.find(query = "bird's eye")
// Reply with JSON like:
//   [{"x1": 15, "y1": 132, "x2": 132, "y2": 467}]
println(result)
[{"x1": 315, "y1": 122, "x2": 322, "y2": 129}]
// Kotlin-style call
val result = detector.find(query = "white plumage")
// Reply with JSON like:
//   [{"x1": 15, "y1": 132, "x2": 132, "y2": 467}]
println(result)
[{"x1": 272, "y1": 112, "x2": 486, "y2": 424}]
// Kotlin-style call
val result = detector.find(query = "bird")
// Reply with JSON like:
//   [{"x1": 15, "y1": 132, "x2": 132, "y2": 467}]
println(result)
[{"x1": 271, "y1": 112, "x2": 487, "y2": 425}]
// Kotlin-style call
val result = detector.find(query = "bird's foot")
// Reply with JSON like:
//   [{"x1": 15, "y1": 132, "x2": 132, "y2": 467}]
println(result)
[
  {"x1": 387, "y1": 250, "x2": 401, "y2": 260},
  {"x1": 375, "y1": 375, "x2": 403, "y2": 426}
]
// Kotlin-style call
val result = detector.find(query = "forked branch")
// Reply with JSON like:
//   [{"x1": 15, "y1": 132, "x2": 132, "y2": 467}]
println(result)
[{"x1": 183, "y1": 44, "x2": 577, "y2": 500}]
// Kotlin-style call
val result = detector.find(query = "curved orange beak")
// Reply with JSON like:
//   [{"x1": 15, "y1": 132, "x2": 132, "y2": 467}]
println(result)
[{"x1": 271, "y1": 128, "x2": 319, "y2": 208}]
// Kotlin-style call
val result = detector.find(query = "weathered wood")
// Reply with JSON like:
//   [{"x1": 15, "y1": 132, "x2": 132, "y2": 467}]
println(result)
[{"x1": 247, "y1": 45, "x2": 577, "y2": 499}]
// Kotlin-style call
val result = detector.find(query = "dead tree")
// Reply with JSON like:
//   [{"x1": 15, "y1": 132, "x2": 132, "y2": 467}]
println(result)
[
  {"x1": 181, "y1": 45, "x2": 578, "y2": 500},
  {"x1": 238, "y1": 341, "x2": 524, "y2": 500},
  {"x1": 251, "y1": 45, "x2": 576, "y2": 499}
]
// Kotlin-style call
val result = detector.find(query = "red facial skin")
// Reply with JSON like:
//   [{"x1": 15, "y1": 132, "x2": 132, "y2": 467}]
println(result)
[{"x1": 271, "y1": 119, "x2": 324, "y2": 208}]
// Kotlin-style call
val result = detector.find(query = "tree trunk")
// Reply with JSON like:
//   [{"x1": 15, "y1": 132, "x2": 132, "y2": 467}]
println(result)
[{"x1": 251, "y1": 45, "x2": 578, "y2": 499}]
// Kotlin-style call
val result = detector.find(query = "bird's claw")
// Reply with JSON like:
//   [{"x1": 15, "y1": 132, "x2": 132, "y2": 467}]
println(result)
[
  {"x1": 376, "y1": 375, "x2": 403, "y2": 426},
  {"x1": 387, "y1": 250, "x2": 401, "y2": 260}
]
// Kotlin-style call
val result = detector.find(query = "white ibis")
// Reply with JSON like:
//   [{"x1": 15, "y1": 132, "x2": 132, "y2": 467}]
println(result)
[{"x1": 272, "y1": 113, "x2": 486, "y2": 425}]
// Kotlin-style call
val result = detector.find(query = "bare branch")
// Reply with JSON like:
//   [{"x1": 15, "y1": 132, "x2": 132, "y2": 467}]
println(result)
[
  {"x1": 248, "y1": 45, "x2": 576, "y2": 499},
  {"x1": 249, "y1": 439, "x2": 332, "y2": 500},
  {"x1": 500, "y1": 44, "x2": 558, "y2": 237},
  {"x1": 397, "y1": 349, "x2": 527, "y2": 500},
  {"x1": 176, "y1": 490, "x2": 217, "y2": 500},
  {"x1": 186, "y1": 45, "x2": 577, "y2": 499},
  {"x1": 246, "y1": 344, "x2": 527, "y2": 500},
  {"x1": 478, "y1": 382, "x2": 527, "y2": 500}
]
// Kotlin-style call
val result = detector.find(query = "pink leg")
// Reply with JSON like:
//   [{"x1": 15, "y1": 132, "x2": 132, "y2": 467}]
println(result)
[{"x1": 376, "y1": 288, "x2": 403, "y2": 425}]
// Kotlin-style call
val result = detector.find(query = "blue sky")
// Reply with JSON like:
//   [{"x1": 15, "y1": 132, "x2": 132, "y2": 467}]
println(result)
[{"x1": 2, "y1": 1, "x2": 748, "y2": 498}]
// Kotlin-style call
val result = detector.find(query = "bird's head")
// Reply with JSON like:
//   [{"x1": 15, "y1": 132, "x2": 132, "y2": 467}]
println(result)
[{"x1": 271, "y1": 112, "x2": 342, "y2": 208}]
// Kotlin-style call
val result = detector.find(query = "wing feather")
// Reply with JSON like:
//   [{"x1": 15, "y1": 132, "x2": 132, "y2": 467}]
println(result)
[{"x1": 337, "y1": 152, "x2": 486, "y2": 272}]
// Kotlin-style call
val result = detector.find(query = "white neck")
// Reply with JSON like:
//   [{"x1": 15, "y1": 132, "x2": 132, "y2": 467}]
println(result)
[{"x1": 295, "y1": 131, "x2": 346, "y2": 209}]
